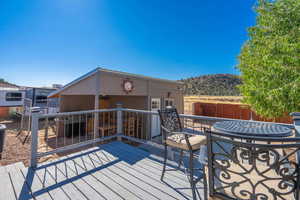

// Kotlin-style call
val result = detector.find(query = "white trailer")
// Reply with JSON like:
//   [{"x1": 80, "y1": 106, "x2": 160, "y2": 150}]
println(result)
[{"x1": 0, "y1": 89, "x2": 25, "y2": 107}]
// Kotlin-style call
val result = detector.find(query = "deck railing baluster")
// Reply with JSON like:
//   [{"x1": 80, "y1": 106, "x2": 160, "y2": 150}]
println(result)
[
  {"x1": 79, "y1": 114, "x2": 81, "y2": 143},
  {"x1": 71, "y1": 115, "x2": 74, "y2": 145}
]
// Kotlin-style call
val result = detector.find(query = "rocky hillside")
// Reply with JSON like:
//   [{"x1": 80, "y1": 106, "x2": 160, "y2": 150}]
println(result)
[
  {"x1": 180, "y1": 74, "x2": 242, "y2": 96},
  {"x1": 0, "y1": 78, "x2": 7, "y2": 83}
]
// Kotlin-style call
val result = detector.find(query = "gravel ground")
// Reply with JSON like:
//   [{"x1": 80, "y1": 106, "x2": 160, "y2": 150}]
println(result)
[
  {"x1": 0, "y1": 118, "x2": 32, "y2": 166},
  {"x1": 0, "y1": 117, "x2": 117, "y2": 167}
]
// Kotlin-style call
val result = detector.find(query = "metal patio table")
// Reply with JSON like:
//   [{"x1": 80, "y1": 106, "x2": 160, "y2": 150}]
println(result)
[
  {"x1": 210, "y1": 120, "x2": 293, "y2": 166},
  {"x1": 212, "y1": 120, "x2": 292, "y2": 137}
]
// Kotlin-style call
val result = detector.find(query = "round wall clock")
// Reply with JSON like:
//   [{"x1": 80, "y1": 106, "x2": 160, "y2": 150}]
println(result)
[{"x1": 122, "y1": 79, "x2": 134, "y2": 93}]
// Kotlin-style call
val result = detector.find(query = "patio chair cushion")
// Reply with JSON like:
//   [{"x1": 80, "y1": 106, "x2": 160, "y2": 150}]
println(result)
[{"x1": 166, "y1": 133, "x2": 206, "y2": 151}]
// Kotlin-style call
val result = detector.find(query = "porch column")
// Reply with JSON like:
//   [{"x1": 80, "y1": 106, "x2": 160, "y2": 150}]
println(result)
[
  {"x1": 116, "y1": 103, "x2": 123, "y2": 141},
  {"x1": 94, "y1": 94, "x2": 100, "y2": 138},
  {"x1": 94, "y1": 70, "x2": 100, "y2": 138}
]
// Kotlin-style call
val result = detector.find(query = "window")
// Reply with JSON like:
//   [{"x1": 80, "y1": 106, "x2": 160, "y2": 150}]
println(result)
[
  {"x1": 35, "y1": 95, "x2": 47, "y2": 103},
  {"x1": 165, "y1": 98, "x2": 174, "y2": 108},
  {"x1": 6, "y1": 92, "x2": 22, "y2": 101},
  {"x1": 151, "y1": 99, "x2": 160, "y2": 110}
]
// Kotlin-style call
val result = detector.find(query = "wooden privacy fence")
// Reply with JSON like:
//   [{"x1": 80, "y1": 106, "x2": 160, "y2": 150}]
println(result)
[{"x1": 193, "y1": 102, "x2": 293, "y2": 124}]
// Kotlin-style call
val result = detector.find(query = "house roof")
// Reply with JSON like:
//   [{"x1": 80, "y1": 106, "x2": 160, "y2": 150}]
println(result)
[{"x1": 48, "y1": 67, "x2": 183, "y2": 98}]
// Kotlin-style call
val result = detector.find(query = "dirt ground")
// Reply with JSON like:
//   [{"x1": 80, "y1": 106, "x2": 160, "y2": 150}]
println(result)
[
  {"x1": 0, "y1": 117, "x2": 116, "y2": 167},
  {"x1": 0, "y1": 117, "x2": 64, "y2": 166},
  {"x1": 0, "y1": 117, "x2": 32, "y2": 166}
]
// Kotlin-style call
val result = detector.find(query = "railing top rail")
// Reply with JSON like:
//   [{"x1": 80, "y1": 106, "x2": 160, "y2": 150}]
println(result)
[
  {"x1": 179, "y1": 113, "x2": 294, "y2": 127},
  {"x1": 120, "y1": 108, "x2": 158, "y2": 114},
  {"x1": 36, "y1": 108, "x2": 119, "y2": 118},
  {"x1": 121, "y1": 108, "x2": 293, "y2": 128},
  {"x1": 34, "y1": 107, "x2": 293, "y2": 128}
]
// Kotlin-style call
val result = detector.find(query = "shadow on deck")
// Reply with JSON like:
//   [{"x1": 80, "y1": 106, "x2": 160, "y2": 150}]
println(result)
[{"x1": 6, "y1": 141, "x2": 205, "y2": 200}]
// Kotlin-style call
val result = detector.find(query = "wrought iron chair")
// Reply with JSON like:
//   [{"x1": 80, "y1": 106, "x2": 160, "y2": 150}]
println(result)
[
  {"x1": 158, "y1": 107, "x2": 207, "y2": 200},
  {"x1": 205, "y1": 128, "x2": 300, "y2": 200}
]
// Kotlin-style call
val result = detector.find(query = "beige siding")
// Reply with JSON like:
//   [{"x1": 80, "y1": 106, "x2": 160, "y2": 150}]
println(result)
[
  {"x1": 99, "y1": 71, "x2": 148, "y2": 96},
  {"x1": 62, "y1": 73, "x2": 98, "y2": 95},
  {"x1": 108, "y1": 96, "x2": 148, "y2": 110},
  {"x1": 60, "y1": 95, "x2": 95, "y2": 112},
  {"x1": 148, "y1": 81, "x2": 183, "y2": 113},
  {"x1": 58, "y1": 69, "x2": 183, "y2": 113}
]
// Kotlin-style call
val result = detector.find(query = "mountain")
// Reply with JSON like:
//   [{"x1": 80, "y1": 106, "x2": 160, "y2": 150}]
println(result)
[
  {"x1": 0, "y1": 78, "x2": 7, "y2": 83},
  {"x1": 0, "y1": 78, "x2": 20, "y2": 89},
  {"x1": 180, "y1": 74, "x2": 242, "y2": 96}
]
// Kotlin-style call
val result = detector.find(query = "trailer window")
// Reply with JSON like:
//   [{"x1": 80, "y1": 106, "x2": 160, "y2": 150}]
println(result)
[
  {"x1": 6, "y1": 92, "x2": 22, "y2": 101},
  {"x1": 36, "y1": 95, "x2": 47, "y2": 103}
]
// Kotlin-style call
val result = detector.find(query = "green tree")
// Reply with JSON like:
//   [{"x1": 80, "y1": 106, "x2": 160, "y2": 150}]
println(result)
[{"x1": 237, "y1": 0, "x2": 300, "y2": 118}]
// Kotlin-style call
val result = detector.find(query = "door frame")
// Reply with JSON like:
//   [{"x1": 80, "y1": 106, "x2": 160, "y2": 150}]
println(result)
[{"x1": 150, "y1": 98, "x2": 161, "y2": 138}]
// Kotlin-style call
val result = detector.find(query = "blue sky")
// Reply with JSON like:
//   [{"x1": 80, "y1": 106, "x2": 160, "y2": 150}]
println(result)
[{"x1": 0, "y1": 0, "x2": 256, "y2": 87}]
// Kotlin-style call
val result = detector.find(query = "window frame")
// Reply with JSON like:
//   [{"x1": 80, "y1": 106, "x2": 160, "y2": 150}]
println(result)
[
  {"x1": 5, "y1": 92, "x2": 23, "y2": 102},
  {"x1": 35, "y1": 95, "x2": 48, "y2": 104}
]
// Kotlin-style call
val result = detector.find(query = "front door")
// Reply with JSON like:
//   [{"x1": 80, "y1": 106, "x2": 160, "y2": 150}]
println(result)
[{"x1": 151, "y1": 98, "x2": 161, "y2": 138}]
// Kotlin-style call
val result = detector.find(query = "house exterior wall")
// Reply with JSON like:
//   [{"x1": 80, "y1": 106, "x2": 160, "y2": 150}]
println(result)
[
  {"x1": 107, "y1": 96, "x2": 148, "y2": 110},
  {"x1": 62, "y1": 73, "x2": 98, "y2": 95},
  {"x1": 57, "y1": 69, "x2": 183, "y2": 113},
  {"x1": 60, "y1": 95, "x2": 148, "y2": 112},
  {"x1": 99, "y1": 71, "x2": 183, "y2": 113},
  {"x1": 60, "y1": 95, "x2": 95, "y2": 112},
  {"x1": 99, "y1": 71, "x2": 148, "y2": 96},
  {"x1": 148, "y1": 81, "x2": 183, "y2": 113}
]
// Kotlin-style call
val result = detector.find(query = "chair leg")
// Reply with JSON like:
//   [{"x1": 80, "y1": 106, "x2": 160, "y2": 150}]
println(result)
[
  {"x1": 189, "y1": 151, "x2": 197, "y2": 200},
  {"x1": 178, "y1": 149, "x2": 184, "y2": 169},
  {"x1": 161, "y1": 144, "x2": 168, "y2": 181}
]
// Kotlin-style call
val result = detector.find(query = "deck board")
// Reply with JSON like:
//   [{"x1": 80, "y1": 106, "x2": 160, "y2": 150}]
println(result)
[
  {"x1": 89, "y1": 153, "x2": 179, "y2": 200},
  {"x1": 94, "y1": 145, "x2": 194, "y2": 199},
  {"x1": 107, "y1": 142, "x2": 198, "y2": 185},
  {"x1": 83, "y1": 149, "x2": 186, "y2": 200},
  {"x1": 102, "y1": 143, "x2": 198, "y2": 196},
  {"x1": 54, "y1": 156, "x2": 107, "y2": 200},
  {"x1": 71, "y1": 151, "x2": 160, "y2": 200},
  {"x1": 63, "y1": 155, "x2": 122, "y2": 200},
  {"x1": 0, "y1": 166, "x2": 17, "y2": 200},
  {"x1": 67, "y1": 154, "x2": 142, "y2": 200},
  {"x1": 33, "y1": 165, "x2": 71, "y2": 200},
  {"x1": 19, "y1": 167, "x2": 53, "y2": 200},
  {"x1": 0, "y1": 141, "x2": 203, "y2": 200},
  {"x1": 5, "y1": 163, "x2": 33, "y2": 200},
  {"x1": 40, "y1": 159, "x2": 89, "y2": 200}
]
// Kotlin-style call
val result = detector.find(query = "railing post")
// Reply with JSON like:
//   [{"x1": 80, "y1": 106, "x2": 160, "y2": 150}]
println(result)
[
  {"x1": 117, "y1": 104, "x2": 123, "y2": 141},
  {"x1": 30, "y1": 113, "x2": 39, "y2": 168},
  {"x1": 94, "y1": 94, "x2": 100, "y2": 138},
  {"x1": 291, "y1": 112, "x2": 300, "y2": 183},
  {"x1": 291, "y1": 112, "x2": 300, "y2": 128}
]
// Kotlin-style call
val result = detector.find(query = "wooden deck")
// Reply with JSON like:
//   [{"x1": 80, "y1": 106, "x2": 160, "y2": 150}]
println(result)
[{"x1": 0, "y1": 141, "x2": 205, "y2": 200}]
